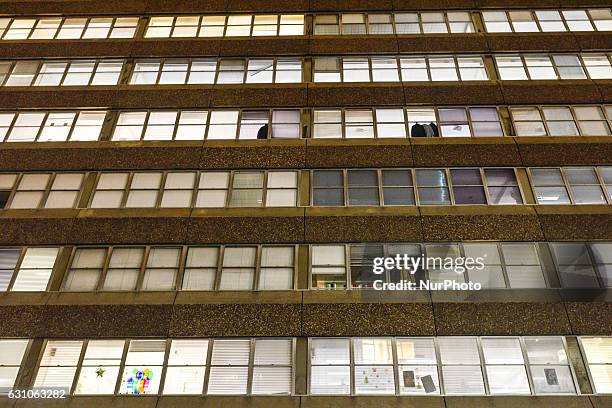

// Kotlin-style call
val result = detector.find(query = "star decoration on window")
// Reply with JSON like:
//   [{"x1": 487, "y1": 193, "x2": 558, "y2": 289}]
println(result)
[{"x1": 96, "y1": 367, "x2": 106, "y2": 378}]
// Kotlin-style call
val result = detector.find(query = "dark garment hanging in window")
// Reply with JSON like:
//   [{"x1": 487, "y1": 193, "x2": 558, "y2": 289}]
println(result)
[
  {"x1": 257, "y1": 124, "x2": 269, "y2": 139},
  {"x1": 429, "y1": 122, "x2": 439, "y2": 137},
  {"x1": 411, "y1": 123, "x2": 426, "y2": 137}
]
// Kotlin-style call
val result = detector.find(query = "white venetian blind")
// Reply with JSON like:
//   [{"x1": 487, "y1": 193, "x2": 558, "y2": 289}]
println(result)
[
  {"x1": 207, "y1": 339, "x2": 250, "y2": 394},
  {"x1": 252, "y1": 339, "x2": 292, "y2": 395},
  {"x1": 34, "y1": 340, "x2": 83, "y2": 389},
  {"x1": 11, "y1": 247, "x2": 58, "y2": 291}
]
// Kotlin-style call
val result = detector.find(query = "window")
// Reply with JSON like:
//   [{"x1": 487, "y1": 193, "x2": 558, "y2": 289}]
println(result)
[
  {"x1": 313, "y1": 56, "x2": 487, "y2": 83},
  {"x1": 482, "y1": 338, "x2": 530, "y2": 394},
  {"x1": 207, "y1": 339, "x2": 248, "y2": 394},
  {"x1": 1, "y1": 110, "x2": 105, "y2": 142},
  {"x1": 310, "y1": 338, "x2": 351, "y2": 394},
  {"x1": 163, "y1": 340, "x2": 208, "y2": 394},
  {"x1": 550, "y1": 243, "x2": 599, "y2": 288},
  {"x1": 501, "y1": 243, "x2": 547, "y2": 288},
  {"x1": 25, "y1": 60, "x2": 123, "y2": 86},
  {"x1": 524, "y1": 337, "x2": 575, "y2": 394},
  {"x1": 0, "y1": 247, "x2": 22, "y2": 290},
  {"x1": 1, "y1": 17, "x2": 137, "y2": 40},
  {"x1": 120, "y1": 340, "x2": 166, "y2": 395},
  {"x1": 102, "y1": 247, "x2": 144, "y2": 291},
  {"x1": 34, "y1": 340, "x2": 83, "y2": 391},
  {"x1": 314, "y1": 12, "x2": 474, "y2": 35},
  {"x1": 530, "y1": 167, "x2": 611, "y2": 204},
  {"x1": 313, "y1": 168, "x2": 521, "y2": 207},
  {"x1": 311, "y1": 245, "x2": 346, "y2": 289},
  {"x1": 10, "y1": 247, "x2": 59, "y2": 291},
  {"x1": 312, "y1": 170, "x2": 344, "y2": 206},
  {"x1": 483, "y1": 8, "x2": 612, "y2": 33},
  {"x1": 0, "y1": 339, "x2": 28, "y2": 394},
  {"x1": 3, "y1": 172, "x2": 84, "y2": 209},
  {"x1": 130, "y1": 58, "x2": 300, "y2": 85},
  {"x1": 580, "y1": 337, "x2": 612, "y2": 393},
  {"x1": 415, "y1": 169, "x2": 450, "y2": 205},
  {"x1": 397, "y1": 338, "x2": 439, "y2": 394},
  {"x1": 438, "y1": 337, "x2": 484, "y2": 394},
  {"x1": 145, "y1": 14, "x2": 303, "y2": 38},
  {"x1": 496, "y1": 53, "x2": 612, "y2": 80},
  {"x1": 591, "y1": 242, "x2": 612, "y2": 286},
  {"x1": 64, "y1": 248, "x2": 107, "y2": 291},
  {"x1": 74, "y1": 340, "x2": 124, "y2": 395}
]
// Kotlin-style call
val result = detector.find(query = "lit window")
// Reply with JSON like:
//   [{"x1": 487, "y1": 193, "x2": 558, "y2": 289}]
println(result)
[
  {"x1": 74, "y1": 340, "x2": 124, "y2": 394},
  {"x1": 200, "y1": 16, "x2": 225, "y2": 37},
  {"x1": 371, "y1": 57, "x2": 399, "y2": 82},
  {"x1": 438, "y1": 337, "x2": 485, "y2": 395},
  {"x1": 524, "y1": 337, "x2": 575, "y2": 394},
  {"x1": 463, "y1": 243, "x2": 506, "y2": 288},
  {"x1": 375, "y1": 108, "x2": 406, "y2": 138},
  {"x1": 496, "y1": 56, "x2": 528, "y2": 80},
  {"x1": 485, "y1": 168, "x2": 523, "y2": 204},
  {"x1": 4, "y1": 61, "x2": 38, "y2": 86},
  {"x1": 510, "y1": 107, "x2": 547, "y2": 136},
  {"x1": 219, "y1": 247, "x2": 256, "y2": 290},
  {"x1": 562, "y1": 10, "x2": 594, "y2": 31},
  {"x1": 34, "y1": 341, "x2": 83, "y2": 391},
  {"x1": 313, "y1": 110, "x2": 342, "y2": 138},
  {"x1": 217, "y1": 59, "x2": 245, "y2": 84},
  {"x1": 501, "y1": 243, "x2": 546, "y2": 288},
  {"x1": 553, "y1": 55, "x2": 586, "y2": 79},
  {"x1": 368, "y1": 14, "x2": 393, "y2": 34},
  {"x1": 163, "y1": 340, "x2": 208, "y2": 394},
  {"x1": 102, "y1": 247, "x2": 144, "y2": 291},
  {"x1": 196, "y1": 171, "x2": 230, "y2": 207},
  {"x1": 345, "y1": 110, "x2": 374, "y2": 138},
  {"x1": 580, "y1": 337, "x2": 612, "y2": 393},
  {"x1": 311, "y1": 245, "x2": 346, "y2": 289},
  {"x1": 397, "y1": 338, "x2": 439, "y2": 394},
  {"x1": 258, "y1": 246, "x2": 294, "y2": 290},
  {"x1": 530, "y1": 168, "x2": 571, "y2": 204},
  {"x1": 415, "y1": 169, "x2": 450, "y2": 205},
  {"x1": 350, "y1": 243, "x2": 384, "y2": 288},
  {"x1": 395, "y1": 13, "x2": 419, "y2": 34},
  {"x1": 0, "y1": 339, "x2": 29, "y2": 393},
  {"x1": 251, "y1": 339, "x2": 292, "y2": 395},
  {"x1": 354, "y1": 338, "x2": 394, "y2": 394},
  {"x1": 225, "y1": 15, "x2": 252, "y2": 37},
  {"x1": 159, "y1": 60, "x2": 189, "y2": 84},
  {"x1": 64, "y1": 248, "x2": 107, "y2": 291},
  {"x1": 131, "y1": 61, "x2": 160, "y2": 84},
  {"x1": 483, "y1": 11, "x2": 512, "y2": 32},
  {"x1": 310, "y1": 338, "x2": 350, "y2": 394},
  {"x1": 56, "y1": 18, "x2": 86, "y2": 39},
  {"x1": 208, "y1": 339, "x2": 250, "y2": 394},
  {"x1": 481, "y1": 338, "x2": 530, "y2": 394},
  {"x1": 573, "y1": 106, "x2": 611, "y2": 136},
  {"x1": 590, "y1": 9, "x2": 612, "y2": 31},
  {"x1": 565, "y1": 167, "x2": 607, "y2": 204},
  {"x1": 141, "y1": 247, "x2": 181, "y2": 290},
  {"x1": 0, "y1": 247, "x2": 21, "y2": 290},
  {"x1": 407, "y1": 108, "x2": 437, "y2": 137},
  {"x1": 266, "y1": 171, "x2": 297, "y2": 207},
  {"x1": 125, "y1": 172, "x2": 162, "y2": 208},
  {"x1": 229, "y1": 172, "x2": 264, "y2": 207},
  {"x1": 314, "y1": 57, "x2": 341, "y2": 82},
  {"x1": 314, "y1": 15, "x2": 339, "y2": 35},
  {"x1": 582, "y1": 54, "x2": 612, "y2": 79},
  {"x1": 160, "y1": 172, "x2": 196, "y2": 208},
  {"x1": 0, "y1": 173, "x2": 18, "y2": 209},
  {"x1": 120, "y1": 340, "x2": 166, "y2": 395},
  {"x1": 207, "y1": 110, "x2": 238, "y2": 139},
  {"x1": 341, "y1": 14, "x2": 366, "y2": 35},
  {"x1": 536, "y1": 10, "x2": 566, "y2": 32},
  {"x1": 91, "y1": 172, "x2": 129, "y2": 208},
  {"x1": 182, "y1": 247, "x2": 218, "y2": 290}
]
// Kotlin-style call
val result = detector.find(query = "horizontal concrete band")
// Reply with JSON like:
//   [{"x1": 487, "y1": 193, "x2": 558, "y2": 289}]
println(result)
[
  {"x1": 0, "y1": 292, "x2": 610, "y2": 336},
  {"x1": 1, "y1": 0, "x2": 611, "y2": 14},
  {"x1": 0, "y1": 82, "x2": 610, "y2": 109},
  {"x1": 0, "y1": 396, "x2": 610, "y2": 408},
  {"x1": 0, "y1": 33, "x2": 610, "y2": 58},
  {"x1": 1, "y1": 138, "x2": 611, "y2": 171},
  {"x1": 1, "y1": 206, "x2": 612, "y2": 243}
]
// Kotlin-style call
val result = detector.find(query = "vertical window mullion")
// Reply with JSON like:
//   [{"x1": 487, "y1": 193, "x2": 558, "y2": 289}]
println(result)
[
  {"x1": 476, "y1": 337, "x2": 491, "y2": 395},
  {"x1": 213, "y1": 246, "x2": 225, "y2": 291},
  {"x1": 202, "y1": 338, "x2": 214, "y2": 394},
  {"x1": 246, "y1": 338, "x2": 255, "y2": 395}
]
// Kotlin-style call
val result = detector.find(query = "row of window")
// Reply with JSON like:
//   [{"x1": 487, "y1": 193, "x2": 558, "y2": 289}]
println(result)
[
  {"x1": 3, "y1": 105, "x2": 612, "y2": 143},
  {"x1": 1, "y1": 241, "x2": 611, "y2": 293},
  {"x1": 2, "y1": 337, "x2": 611, "y2": 395},
  {"x1": 310, "y1": 242, "x2": 612, "y2": 290},
  {"x1": 1, "y1": 54, "x2": 612, "y2": 87},
  {"x1": 314, "y1": 54, "x2": 612, "y2": 82},
  {"x1": 1, "y1": 338, "x2": 293, "y2": 395},
  {"x1": 311, "y1": 167, "x2": 612, "y2": 206},
  {"x1": 1, "y1": 167, "x2": 610, "y2": 210},
  {"x1": 1, "y1": 9, "x2": 611, "y2": 41}
]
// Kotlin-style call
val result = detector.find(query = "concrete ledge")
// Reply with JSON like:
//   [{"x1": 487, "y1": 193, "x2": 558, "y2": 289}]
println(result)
[
  {"x1": 535, "y1": 205, "x2": 612, "y2": 241},
  {"x1": 516, "y1": 136, "x2": 612, "y2": 166}
]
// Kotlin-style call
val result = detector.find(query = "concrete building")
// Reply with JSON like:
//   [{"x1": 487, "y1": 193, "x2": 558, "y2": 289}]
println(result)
[{"x1": 0, "y1": 0, "x2": 611, "y2": 407}]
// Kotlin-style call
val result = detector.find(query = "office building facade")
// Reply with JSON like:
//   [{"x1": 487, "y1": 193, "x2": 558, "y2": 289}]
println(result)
[{"x1": 0, "y1": 1, "x2": 611, "y2": 407}]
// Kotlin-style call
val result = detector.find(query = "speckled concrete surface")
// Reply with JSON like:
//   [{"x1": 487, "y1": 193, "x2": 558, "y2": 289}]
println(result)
[{"x1": 433, "y1": 302, "x2": 572, "y2": 335}]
